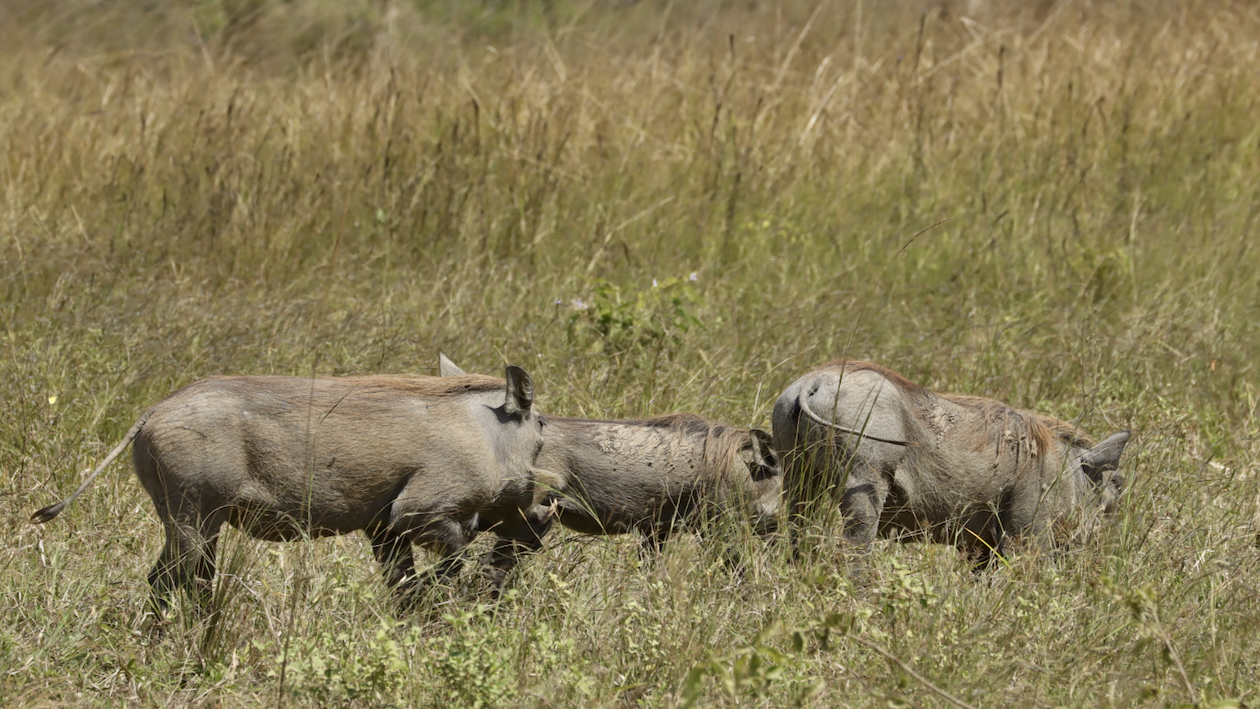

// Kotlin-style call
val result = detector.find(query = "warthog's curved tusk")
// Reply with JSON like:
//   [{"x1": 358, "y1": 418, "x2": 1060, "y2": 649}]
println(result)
[
  {"x1": 530, "y1": 466, "x2": 567, "y2": 496},
  {"x1": 798, "y1": 393, "x2": 912, "y2": 446}
]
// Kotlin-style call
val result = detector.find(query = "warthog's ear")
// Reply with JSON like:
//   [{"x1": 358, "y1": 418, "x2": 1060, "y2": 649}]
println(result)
[
  {"x1": 1077, "y1": 430, "x2": 1131, "y2": 478},
  {"x1": 504, "y1": 365, "x2": 535, "y2": 417},
  {"x1": 744, "y1": 428, "x2": 781, "y2": 482},
  {"x1": 438, "y1": 352, "x2": 467, "y2": 377}
]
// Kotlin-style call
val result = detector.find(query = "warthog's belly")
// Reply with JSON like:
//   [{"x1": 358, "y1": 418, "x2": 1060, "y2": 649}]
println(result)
[
  {"x1": 878, "y1": 504, "x2": 1000, "y2": 549},
  {"x1": 226, "y1": 501, "x2": 388, "y2": 541},
  {"x1": 553, "y1": 502, "x2": 638, "y2": 536}
]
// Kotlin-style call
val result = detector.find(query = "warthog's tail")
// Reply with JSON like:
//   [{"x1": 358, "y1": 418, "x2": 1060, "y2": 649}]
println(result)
[
  {"x1": 30, "y1": 414, "x2": 150, "y2": 524},
  {"x1": 797, "y1": 390, "x2": 912, "y2": 447}
]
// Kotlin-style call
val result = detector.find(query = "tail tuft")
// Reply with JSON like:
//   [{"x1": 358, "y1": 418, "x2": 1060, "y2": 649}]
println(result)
[{"x1": 30, "y1": 502, "x2": 66, "y2": 525}]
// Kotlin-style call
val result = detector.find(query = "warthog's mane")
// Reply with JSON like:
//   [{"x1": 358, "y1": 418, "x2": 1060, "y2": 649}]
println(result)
[
  {"x1": 543, "y1": 413, "x2": 754, "y2": 482},
  {"x1": 355, "y1": 374, "x2": 508, "y2": 396},
  {"x1": 942, "y1": 395, "x2": 1094, "y2": 462},
  {"x1": 818, "y1": 359, "x2": 928, "y2": 396},
  {"x1": 821, "y1": 360, "x2": 1093, "y2": 463},
  {"x1": 200, "y1": 373, "x2": 507, "y2": 398}
]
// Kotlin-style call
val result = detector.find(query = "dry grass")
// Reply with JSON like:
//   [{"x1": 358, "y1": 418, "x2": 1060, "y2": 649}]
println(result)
[{"x1": 4, "y1": 0, "x2": 1260, "y2": 706}]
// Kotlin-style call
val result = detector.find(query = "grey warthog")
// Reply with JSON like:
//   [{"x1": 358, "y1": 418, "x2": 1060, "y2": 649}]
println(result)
[
  {"x1": 772, "y1": 360, "x2": 1130, "y2": 566},
  {"x1": 439, "y1": 354, "x2": 782, "y2": 585},
  {"x1": 31, "y1": 367, "x2": 545, "y2": 613}
]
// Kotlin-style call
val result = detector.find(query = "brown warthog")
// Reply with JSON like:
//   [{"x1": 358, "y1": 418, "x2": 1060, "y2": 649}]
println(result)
[
  {"x1": 439, "y1": 354, "x2": 782, "y2": 585},
  {"x1": 31, "y1": 367, "x2": 545, "y2": 613},
  {"x1": 772, "y1": 360, "x2": 1130, "y2": 566}
]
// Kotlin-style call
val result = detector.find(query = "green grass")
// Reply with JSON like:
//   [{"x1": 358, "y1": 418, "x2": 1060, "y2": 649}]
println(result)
[{"x1": 3, "y1": 0, "x2": 1260, "y2": 705}]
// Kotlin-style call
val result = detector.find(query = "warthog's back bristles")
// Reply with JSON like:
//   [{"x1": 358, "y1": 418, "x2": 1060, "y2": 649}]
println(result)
[
  {"x1": 203, "y1": 373, "x2": 507, "y2": 398},
  {"x1": 828, "y1": 360, "x2": 1094, "y2": 467},
  {"x1": 541, "y1": 413, "x2": 757, "y2": 482}
]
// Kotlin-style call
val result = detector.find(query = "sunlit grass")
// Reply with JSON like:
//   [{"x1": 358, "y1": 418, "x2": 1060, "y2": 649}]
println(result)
[{"x1": 4, "y1": 0, "x2": 1260, "y2": 706}]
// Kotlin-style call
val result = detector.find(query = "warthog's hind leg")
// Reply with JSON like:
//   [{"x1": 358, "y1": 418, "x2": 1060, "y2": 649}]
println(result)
[{"x1": 147, "y1": 514, "x2": 223, "y2": 617}]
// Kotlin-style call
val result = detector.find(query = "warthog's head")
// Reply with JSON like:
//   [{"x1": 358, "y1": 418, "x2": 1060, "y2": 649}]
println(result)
[
  {"x1": 1065, "y1": 430, "x2": 1131, "y2": 514},
  {"x1": 736, "y1": 428, "x2": 783, "y2": 535}
]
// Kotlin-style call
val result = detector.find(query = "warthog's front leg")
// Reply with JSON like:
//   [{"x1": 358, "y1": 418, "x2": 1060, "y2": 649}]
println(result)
[
  {"x1": 365, "y1": 523, "x2": 419, "y2": 601},
  {"x1": 479, "y1": 505, "x2": 553, "y2": 591},
  {"x1": 839, "y1": 474, "x2": 889, "y2": 553},
  {"x1": 373, "y1": 510, "x2": 477, "y2": 612},
  {"x1": 637, "y1": 521, "x2": 674, "y2": 558},
  {"x1": 417, "y1": 515, "x2": 477, "y2": 589},
  {"x1": 959, "y1": 509, "x2": 1006, "y2": 573}
]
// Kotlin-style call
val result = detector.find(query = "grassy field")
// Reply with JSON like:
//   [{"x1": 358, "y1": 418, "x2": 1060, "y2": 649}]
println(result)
[{"x1": 3, "y1": 0, "x2": 1260, "y2": 705}]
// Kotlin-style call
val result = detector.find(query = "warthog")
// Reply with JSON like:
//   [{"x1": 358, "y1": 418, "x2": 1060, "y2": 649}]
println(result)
[
  {"x1": 31, "y1": 367, "x2": 544, "y2": 613},
  {"x1": 772, "y1": 360, "x2": 1130, "y2": 566},
  {"x1": 439, "y1": 354, "x2": 782, "y2": 585}
]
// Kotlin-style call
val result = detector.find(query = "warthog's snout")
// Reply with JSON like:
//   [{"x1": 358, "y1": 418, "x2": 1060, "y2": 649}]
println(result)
[{"x1": 751, "y1": 502, "x2": 781, "y2": 536}]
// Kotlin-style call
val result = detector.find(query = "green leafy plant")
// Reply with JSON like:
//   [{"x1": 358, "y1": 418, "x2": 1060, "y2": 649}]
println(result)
[
  {"x1": 422, "y1": 607, "x2": 519, "y2": 709},
  {"x1": 267, "y1": 619, "x2": 419, "y2": 707},
  {"x1": 566, "y1": 277, "x2": 702, "y2": 356}
]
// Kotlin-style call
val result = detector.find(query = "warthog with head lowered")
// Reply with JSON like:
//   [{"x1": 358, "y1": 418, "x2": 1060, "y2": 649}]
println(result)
[
  {"x1": 31, "y1": 367, "x2": 544, "y2": 613},
  {"x1": 772, "y1": 360, "x2": 1130, "y2": 566},
  {"x1": 439, "y1": 354, "x2": 782, "y2": 585}
]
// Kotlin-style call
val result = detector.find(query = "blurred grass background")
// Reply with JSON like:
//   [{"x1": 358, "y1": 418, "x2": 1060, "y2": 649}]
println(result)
[{"x1": 3, "y1": 0, "x2": 1260, "y2": 706}]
